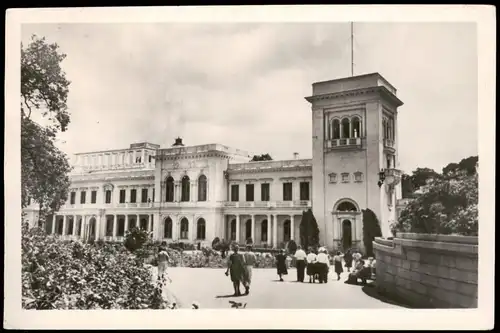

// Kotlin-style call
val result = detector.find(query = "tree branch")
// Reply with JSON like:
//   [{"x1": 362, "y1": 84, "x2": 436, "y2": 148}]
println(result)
[{"x1": 22, "y1": 94, "x2": 32, "y2": 119}]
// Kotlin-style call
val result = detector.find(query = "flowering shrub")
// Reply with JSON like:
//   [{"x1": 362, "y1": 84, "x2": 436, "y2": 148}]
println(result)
[
  {"x1": 22, "y1": 223, "x2": 170, "y2": 309},
  {"x1": 393, "y1": 171, "x2": 478, "y2": 236}
]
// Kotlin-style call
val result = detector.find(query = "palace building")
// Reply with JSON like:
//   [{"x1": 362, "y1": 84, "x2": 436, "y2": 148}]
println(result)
[{"x1": 23, "y1": 73, "x2": 404, "y2": 251}]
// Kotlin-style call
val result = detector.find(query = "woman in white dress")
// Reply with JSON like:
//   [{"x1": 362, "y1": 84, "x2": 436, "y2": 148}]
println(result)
[{"x1": 157, "y1": 246, "x2": 170, "y2": 280}]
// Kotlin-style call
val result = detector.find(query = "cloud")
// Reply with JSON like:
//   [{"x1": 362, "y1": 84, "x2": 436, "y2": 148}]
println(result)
[{"x1": 21, "y1": 22, "x2": 478, "y2": 171}]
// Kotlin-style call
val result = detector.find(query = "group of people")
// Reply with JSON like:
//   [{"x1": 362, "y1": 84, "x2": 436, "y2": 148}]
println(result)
[{"x1": 225, "y1": 244, "x2": 257, "y2": 296}]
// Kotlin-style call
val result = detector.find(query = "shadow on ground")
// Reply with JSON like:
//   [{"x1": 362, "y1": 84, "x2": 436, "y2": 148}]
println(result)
[{"x1": 360, "y1": 282, "x2": 412, "y2": 308}]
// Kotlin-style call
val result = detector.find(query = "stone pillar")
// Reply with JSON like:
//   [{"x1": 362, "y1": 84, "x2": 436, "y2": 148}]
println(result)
[
  {"x1": 153, "y1": 213, "x2": 160, "y2": 241},
  {"x1": 80, "y1": 216, "x2": 85, "y2": 238},
  {"x1": 192, "y1": 215, "x2": 196, "y2": 241},
  {"x1": 193, "y1": 181, "x2": 198, "y2": 202},
  {"x1": 273, "y1": 214, "x2": 278, "y2": 248},
  {"x1": 251, "y1": 215, "x2": 255, "y2": 243},
  {"x1": 72, "y1": 215, "x2": 77, "y2": 236},
  {"x1": 236, "y1": 214, "x2": 241, "y2": 244},
  {"x1": 52, "y1": 215, "x2": 56, "y2": 234},
  {"x1": 63, "y1": 216, "x2": 68, "y2": 236},
  {"x1": 113, "y1": 215, "x2": 118, "y2": 238},
  {"x1": 290, "y1": 215, "x2": 294, "y2": 241},
  {"x1": 96, "y1": 215, "x2": 101, "y2": 240},
  {"x1": 142, "y1": 149, "x2": 145, "y2": 164},
  {"x1": 267, "y1": 214, "x2": 271, "y2": 245}
]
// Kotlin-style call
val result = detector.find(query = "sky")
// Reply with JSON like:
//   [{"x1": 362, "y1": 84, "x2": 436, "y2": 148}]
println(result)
[{"x1": 21, "y1": 22, "x2": 478, "y2": 174}]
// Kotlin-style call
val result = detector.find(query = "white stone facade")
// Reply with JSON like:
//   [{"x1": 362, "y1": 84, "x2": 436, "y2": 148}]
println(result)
[{"x1": 23, "y1": 73, "x2": 403, "y2": 251}]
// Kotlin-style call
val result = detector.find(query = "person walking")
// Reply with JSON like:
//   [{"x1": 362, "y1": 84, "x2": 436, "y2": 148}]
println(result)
[
  {"x1": 294, "y1": 245, "x2": 307, "y2": 282},
  {"x1": 275, "y1": 249, "x2": 288, "y2": 281},
  {"x1": 157, "y1": 246, "x2": 170, "y2": 280},
  {"x1": 306, "y1": 247, "x2": 318, "y2": 283},
  {"x1": 316, "y1": 247, "x2": 330, "y2": 283},
  {"x1": 333, "y1": 251, "x2": 344, "y2": 281},
  {"x1": 242, "y1": 245, "x2": 256, "y2": 295},
  {"x1": 343, "y1": 249, "x2": 353, "y2": 272},
  {"x1": 225, "y1": 245, "x2": 247, "y2": 296}
]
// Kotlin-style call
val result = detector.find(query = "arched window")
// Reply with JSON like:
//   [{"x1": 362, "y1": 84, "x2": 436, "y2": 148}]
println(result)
[
  {"x1": 181, "y1": 176, "x2": 190, "y2": 202},
  {"x1": 341, "y1": 118, "x2": 350, "y2": 138},
  {"x1": 164, "y1": 217, "x2": 172, "y2": 238},
  {"x1": 245, "y1": 220, "x2": 252, "y2": 240},
  {"x1": 230, "y1": 219, "x2": 236, "y2": 240},
  {"x1": 283, "y1": 220, "x2": 291, "y2": 241},
  {"x1": 261, "y1": 220, "x2": 268, "y2": 242},
  {"x1": 198, "y1": 175, "x2": 207, "y2": 201},
  {"x1": 197, "y1": 218, "x2": 206, "y2": 240},
  {"x1": 336, "y1": 201, "x2": 358, "y2": 212},
  {"x1": 180, "y1": 218, "x2": 189, "y2": 239},
  {"x1": 166, "y1": 177, "x2": 174, "y2": 202},
  {"x1": 332, "y1": 119, "x2": 340, "y2": 139},
  {"x1": 351, "y1": 117, "x2": 361, "y2": 138},
  {"x1": 140, "y1": 218, "x2": 148, "y2": 230}
]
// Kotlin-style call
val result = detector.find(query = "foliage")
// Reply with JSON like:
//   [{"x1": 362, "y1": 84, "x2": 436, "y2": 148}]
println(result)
[
  {"x1": 401, "y1": 173, "x2": 415, "y2": 199},
  {"x1": 21, "y1": 35, "x2": 72, "y2": 217},
  {"x1": 393, "y1": 171, "x2": 478, "y2": 236},
  {"x1": 287, "y1": 240, "x2": 298, "y2": 255},
  {"x1": 442, "y1": 155, "x2": 478, "y2": 176},
  {"x1": 211, "y1": 237, "x2": 220, "y2": 249},
  {"x1": 123, "y1": 227, "x2": 150, "y2": 253},
  {"x1": 250, "y1": 153, "x2": 273, "y2": 162},
  {"x1": 299, "y1": 209, "x2": 320, "y2": 250},
  {"x1": 362, "y1": 208, "x2": 383, "y2": 257},
  {"x1": 22, "y1": 223, "x2": 170, "y2": 309}
]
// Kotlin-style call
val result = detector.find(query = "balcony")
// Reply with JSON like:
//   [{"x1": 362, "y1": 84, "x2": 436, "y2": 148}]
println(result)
[
  {"x1": 325, "y1": 137, "x2": 362, "y2": 150},
  {"x1": 384, "y1": 168, "x2": 402, "y2": 187},
  {"x1": 383, "y1": 139, "x2": 396, "y2": 153},
  {"x1": 222, "y1": 201, "x2": 311, "y2": 209}
]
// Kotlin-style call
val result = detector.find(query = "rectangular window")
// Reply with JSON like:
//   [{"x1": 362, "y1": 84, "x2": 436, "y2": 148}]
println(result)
[
  {"x1": 118, "y1": 218, "x2": 125, "y2": 236},
  {"x1": 341, "y1": 173, "x2": 350, "y2": 183},
  {"x1": 105, "y1": 190, "x2": 112, "y2": 204},
  {"x1": 300, "y1": 182, "x2": 310, "y2": 201},
  {"x1": 130, "y1": 189, "x2": 137, "y2": 203},
  {"x1": 80, "y1": 191, "x2": 86, "y2": 204},
  {"x1": 231, "y1": 184, "x2": 239, "y2": 202},
  {"x1": 149, "y1": 155, "x2": 152, "y2": 163},
  {"x1": 283, "y1": 183, "x2": 293, "y2": 201},
  {"x1": 141, "y1": 188, "x2": 148, "y2": 203},
  {"x1": 91, "y1": 191, "x2": 97, "y2": 204},
  {"x1": 119, "y1": 189, "x2": 126, "y2": 203},
  {"x1": 246, "y1": 184, "x2": 254, "y2": 202},
  {"x1": 261, "y1": 183, "x2": 270, "y2": 201},
  {"x1": 70, "y1": 192, "x2": 76, "y2": 205}
]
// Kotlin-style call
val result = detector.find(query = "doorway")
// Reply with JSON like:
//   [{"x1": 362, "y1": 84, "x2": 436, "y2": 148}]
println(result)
[{"x1": 342, "y1": 219, "x2": 352, "y2": 250}]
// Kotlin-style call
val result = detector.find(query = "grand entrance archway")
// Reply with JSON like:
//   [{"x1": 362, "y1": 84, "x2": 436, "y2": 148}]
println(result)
[{"x1": 332, "y1": 198, "x2": 361, "y2": 251}]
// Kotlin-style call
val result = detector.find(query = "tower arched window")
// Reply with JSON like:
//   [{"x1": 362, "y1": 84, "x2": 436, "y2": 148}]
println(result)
[
  {"x1": 165, "y1": 177, "x2": 174, "y2": 202},
  {"x1": 341, "y1": 118, "x2": 350, "y2": 138},
  {"x1": 197, "y1": 218, "x2": 206, "y2": 240},
  {"x1": 336, "y1": 201, "x2": 358, "y2": 212},
  {"x1": 181, "y1": 176, "x2": 190, "y2": 202},
  {"x1": 351, "y1": 117, "x2": 361, "y2": 138},
  {"x1": 198, "y1": 175, "x2": 207, "y2": 202},
  {"x1": 180, "y1": 218, "x2": 189, "y2": 239},
  {"x1": 332, "y1": 119, "x2": 340, "y2": 139},
  {"x1": 164, "y1": 217, "x2": 172, "y2": 238}
]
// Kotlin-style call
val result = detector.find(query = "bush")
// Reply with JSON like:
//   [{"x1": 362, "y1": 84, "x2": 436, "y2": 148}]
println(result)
[
  {"x1": 394, "y1": 171, "x2": 478, "y2": 236},
  {"x1": 362, "y1": 208, "x2": 382, "y2": 257},
  {"x1": 22, "y1": 223, "x2": 170, "y2": 309},
  {"x1": 211, "y1": 237, "x2": 220, "y2": 249},
  {"x1": 287, "y1": 240, "x2": 298, "y2": 255},
  {"x1": 124, "y1": 227, "x2": 150, "y2": 253}
]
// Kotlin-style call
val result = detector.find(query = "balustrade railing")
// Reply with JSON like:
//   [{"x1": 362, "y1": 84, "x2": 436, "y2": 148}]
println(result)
[{"x1": 325, "y1": 137, "x2": 362, "y2": 149}]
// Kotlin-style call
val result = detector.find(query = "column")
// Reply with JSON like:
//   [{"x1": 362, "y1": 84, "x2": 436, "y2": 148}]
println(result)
[
  {"x1": 153, "y1": 213, "x2": 160, "y2": 241},
  {"x1": 80, "y1": 216, "x2": 85, "y2": 238},
  {"x1": 96, "y1": 215, "x2": 101, "y2": 240},
  {"x1": 192, "y1": 215, "x2": 196, "y2": 241},
  {"x1": 290, "y1": 215, "x2": 294, "y2": 241},
  {"x1": 113, "y1": 215, "x2": 118, "y2": 238},
  {"x1": 52, "y1": 215, "x2": 56, "y2": 234},
  {"x1": 141, "y1": 149, "x2": 145, "y2": 164},
  {"x1": 62, "y1": 216, "x2": 68, "y2": 236},
  {"x1": 236, "y1": 215, "x2": 241, "y2": 244},
  {"x1": 149, "y1": 214, "x2": 153, "y2": 232},
  {"x1": 73, "y1": 215, "x2": 77, "y2": 236},
  {"x1": 251, "y1": 215, "x2": 255, "y2": 242},
  {"x1": 125, "y1": 215, "x2": 129, "y2": 234},
  {"x1": 272, "y1": 214, "x2": 278, "y2": 248},
  {"x1": 137, "y1": 214, "x2": 140, "y2": 230},
  {"x1": 267, "y1": 214, "x2": 271, "y2": 245}
]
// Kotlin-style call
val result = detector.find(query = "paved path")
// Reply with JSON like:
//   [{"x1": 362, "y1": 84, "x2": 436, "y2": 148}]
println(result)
[{"x1": 155, "y1": 267, "x2": 403, "y2": 309}]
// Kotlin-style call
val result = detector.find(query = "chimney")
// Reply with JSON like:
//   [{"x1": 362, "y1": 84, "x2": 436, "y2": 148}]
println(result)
[
  {"x1": 293, "y1": 152, "x2": 299, "y2": 160},
  {"x1": 172, "y1": 137, "x2": 184, "y2": 147}
]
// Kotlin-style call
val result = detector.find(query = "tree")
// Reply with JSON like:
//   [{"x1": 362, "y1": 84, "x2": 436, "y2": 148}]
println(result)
[
  {"x1": 299, "y1": 209, "x2": 320, "y2": 250},
  {"x1": 21, "y1": 35, "x2": 72, "y2": 222},
  {"x1": 410, "y1": 167, "x2": 440, "y2": 190},
  {"x1": 401, "y1": 173, "x2": 415, "y2": 198},
  {"x1": 287, "y1": 239, "x2": 298, "y2": 255},
  {"x1": 443, "y1": 156, "x2": 478, "y2": 176},
  {"x1": 250, "y1": 154, "x2": 273, "y2": 162},
  {"x1": 124, "y1": 227, "x2": 150, "y2": 253},
  {"x1": 393, "y1": 170, "x2": 478, "y2": 236},
  {"x1": 362, "y1": 208, "x2": 382, "y2": 257}
]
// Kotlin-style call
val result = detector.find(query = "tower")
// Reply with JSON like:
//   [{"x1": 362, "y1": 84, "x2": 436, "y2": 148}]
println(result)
[{"x1": 305, "y1": 73, "x2": 404, "y2": 251}]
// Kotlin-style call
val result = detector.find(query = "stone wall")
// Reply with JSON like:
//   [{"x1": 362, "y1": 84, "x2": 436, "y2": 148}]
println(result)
[{"x1": 373, "y1": 233, "x2": 478, "y2": 308}]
